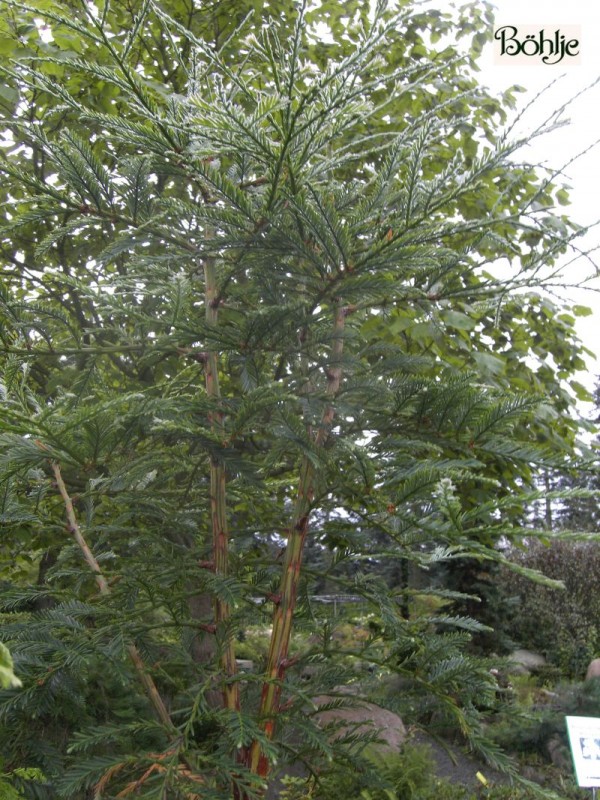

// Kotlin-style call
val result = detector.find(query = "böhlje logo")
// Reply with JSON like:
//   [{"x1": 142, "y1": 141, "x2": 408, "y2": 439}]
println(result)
[{"x1": 493, "y1": 24, "x2": 581, "y2": 65}]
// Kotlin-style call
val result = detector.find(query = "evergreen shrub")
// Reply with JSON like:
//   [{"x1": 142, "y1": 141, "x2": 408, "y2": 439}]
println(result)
[{"x1": 500, "y1": 542, "x2": 600, "y2": 677}]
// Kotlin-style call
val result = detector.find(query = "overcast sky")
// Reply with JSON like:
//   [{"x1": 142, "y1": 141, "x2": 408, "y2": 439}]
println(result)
[{"x1": 477, "y1": 0, "x2": 600, "y2": 391}]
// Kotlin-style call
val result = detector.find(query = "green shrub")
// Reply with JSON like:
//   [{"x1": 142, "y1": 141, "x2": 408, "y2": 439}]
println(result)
[
  {"x1": 365, "y1": 743, "x2": 438, "y2": 800},
  {"x1": 415, "y1": 779, "x2": 586, "y2": 800},
  {"x1": 283, "y1": 769, "x2": 579, "y2": 800},
  {"x1": 279, "y1": 775, "x2": 315, "y2": 800},
  {"x1": 0, "y1": 765, "x2": 47, "y2": 800},
  {"x1": 310, "y1": 743, "x2": 437, "y2": 800},
  {"x1": 234, "y1": 627, "x2": 272, "y2": 664},
  {"x1": 488, "y1": 679, "x2": 600, "y2": 779},
  {"x1": 499, "y1": 542, "x2": 600, "y2": 678},
  {"x1": 275, "y1": 753, "x2": 588, "y2": 800}
]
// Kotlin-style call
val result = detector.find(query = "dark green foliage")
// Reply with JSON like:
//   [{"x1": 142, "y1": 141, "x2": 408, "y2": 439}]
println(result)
[
  {"x1": 278, "y1": 742, "x2": 586, "y2": 799},
  {"x1": 431, "y1": 559, "x2": 520, "y2": 655},
  {"x1": 0, "y1": 0, "x2": 597, "y2": 796},
  {"x1": 487, "y1": 679, "x2": 600, "y2": 800},
  {"x1": 420, "y1": 784, "x2": 586, "y2": 800},
  {"x1": 312, "y1": 743, "x2": 439, "y2": 799},
  {"x1": 547, "y1": 380, "x2": 600, "y2": 533},
  {"x1": 499, "y1": 542, "x2": 600, "y2": 677}
]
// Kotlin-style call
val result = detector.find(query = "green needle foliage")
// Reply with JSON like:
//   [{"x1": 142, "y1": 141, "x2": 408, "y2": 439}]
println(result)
[{"x1": 0, "y1": 0, "x2": 597, "y2": 798}]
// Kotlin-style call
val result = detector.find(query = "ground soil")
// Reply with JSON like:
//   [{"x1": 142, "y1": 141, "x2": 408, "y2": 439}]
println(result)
[{"x1": 410, "y1": 730, "x2": 510, "y2": 789}]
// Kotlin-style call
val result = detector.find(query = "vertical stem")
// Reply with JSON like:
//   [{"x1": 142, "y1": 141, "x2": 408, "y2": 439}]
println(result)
[
  {"x1": 203, "y1": 255, "x2": 240, "y2": 712},
  {"x1": 247, "y1": 302, "x2": 346, "y2": 778},
  {"x1": 544, "y1": 470, "x2": 553, "y2": 531},
  {"x1": 51, "y1": 461, "x2": 174, "y2": 730}
]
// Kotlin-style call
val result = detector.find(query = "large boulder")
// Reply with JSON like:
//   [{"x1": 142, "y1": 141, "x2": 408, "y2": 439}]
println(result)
[
  {"x1": 312, "y1": 695, "x2": 407, "y2": 754},
  {"x1": 265, "y1": 697, "x2": 406, "y2": 800},
  {"x1": 507, "y1": 649, "x2": 547, "y2": 675},
  {"x1": 586, "y1": 658, "x2": 600, "y2": 681}
]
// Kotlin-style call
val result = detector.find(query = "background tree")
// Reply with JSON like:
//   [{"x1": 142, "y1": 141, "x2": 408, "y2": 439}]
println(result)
[
  {"x1": 499, "y1": 538, "x2": 600, "y2": 678},
  {"x1": 0, "y1": 0, "x2": 597, "y2": 798},
  {"x1": 545, "y1": 379, "x2": 600, "y2": 533},
  {"x1": 494, "y1": 379, "x2": 600, "y2": 677}
]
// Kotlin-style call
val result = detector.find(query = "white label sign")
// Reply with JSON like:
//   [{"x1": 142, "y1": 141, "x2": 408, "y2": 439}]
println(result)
[{"x1": 566, "y1": 716, "x2": 600, "y2": 787}]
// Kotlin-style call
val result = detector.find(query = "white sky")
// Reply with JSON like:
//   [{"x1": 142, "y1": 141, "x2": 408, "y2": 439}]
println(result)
[{"x1": 476, "y1": 0, "x2": 600, "y2": 392}]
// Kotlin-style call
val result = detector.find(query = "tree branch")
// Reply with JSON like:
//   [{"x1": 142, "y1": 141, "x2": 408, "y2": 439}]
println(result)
[{"x1": 51, "y1": 461, "x2": 174, "y2": 730}]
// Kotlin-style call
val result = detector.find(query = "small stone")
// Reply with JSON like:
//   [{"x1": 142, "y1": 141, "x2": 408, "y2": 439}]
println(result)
[{"x1": 507, "y1": 649, "x2": 547, "y2": 674}]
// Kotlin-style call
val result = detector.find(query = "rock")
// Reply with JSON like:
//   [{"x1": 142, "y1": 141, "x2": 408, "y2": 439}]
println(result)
[
  {"x1": 312, "y1": 695, "x2": 407, "y2": 754},
  {"x1": 506, "y1": 662, "x2": 530, "y2": 676},
  {"x1": 507, "y1": 649, "x2": 547, "y2": 674},
  {"x1": 586, "y1": 658, "x2": 600, "y2": 680},
  {"x1": 265, "y1": 698, "x2": 406, "y2": 800},
  {"x1": 547, "y1": 734, "x2": 571, "y2": 771}
]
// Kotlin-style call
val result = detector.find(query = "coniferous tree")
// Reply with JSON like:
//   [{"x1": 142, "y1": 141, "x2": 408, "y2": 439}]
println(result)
[{"x1": 0, "y1": 1, "x2": 597, "y2": 797}]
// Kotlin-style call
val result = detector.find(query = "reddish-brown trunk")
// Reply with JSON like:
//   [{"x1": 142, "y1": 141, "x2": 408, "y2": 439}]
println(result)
[
  {"x1": 203, "y1": 254, "x2": 240, "y2": 713},
  {"x1": 245, "y1": 303, "x2": 347, "y2": 782}
]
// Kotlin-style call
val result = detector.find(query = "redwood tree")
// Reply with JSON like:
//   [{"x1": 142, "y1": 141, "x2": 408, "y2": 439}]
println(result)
[{"x1": 0, "y1": 1, "x2": 596, "y2": 797}]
